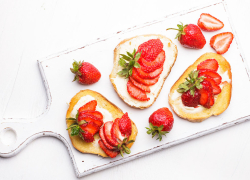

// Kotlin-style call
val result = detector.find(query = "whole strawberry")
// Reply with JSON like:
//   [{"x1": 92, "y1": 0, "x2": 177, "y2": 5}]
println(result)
[
  {"x1": 70, "y1": 60, "x2": 101, "y2": 84},
  {"x1": 146, "y1": 108, "x2": 174, "y2": 141},
  {"x1": 167, "y1": 23, "x2": 206, "y2": 49}
]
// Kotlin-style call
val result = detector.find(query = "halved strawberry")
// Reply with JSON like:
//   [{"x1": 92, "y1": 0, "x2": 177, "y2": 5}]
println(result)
[
  {"x1": 135, "y1": 66, "x2": 163, "y2": 79},
  {"x1": 210, "y1": 32, "x2": 234, "y2": 54},
  {"x1": 98, "y1": 140, "x2": 119, "y2": 158},
  {"x1": 80, "y1": 110, "x2": 103, "y2": 120},
  {"x1": 131, "y1": 68, "x2": 159, "y2": 86},
  {"x1": 80, "y1": 131, "x2": 94, "y2": 143},
  {"x1": 139, "y1": 51, "x2": 165, "y2": 73},
  {"x1": 78, "y1": 100, "x2": 97, "y2": 112},
  {"x1": 104, "y1": 121, "x2": 119, "y2": 146},
  {"x1": 201, "y1": 80, "x2": 214, "y2": 108},
  {"x1": 129, "y1": 77, "x2": 151, "y2": 93},
  {"x1": 204, "y1": 77, "x2": 221, "y2": 95},
  {"x1": 80, "y1": 121, "x2": 99, "y2": 136},
  {"x1": 197, "y1": 13, "x2": 224, "y2": 31},
  {"x1": 197, "y1": 59, "x2": 219, "y2": 71},
  {"x1": 78, "y1": 113, "x2": 103, "y2": 127},
  {"x1": 99, "y1": 126, "x2": 115, "y2": 150},
  {"x1": 198, "y1": 88, "x2": 209, "y2": 107},
  {"x1": 119, "y1": 113, "x2": 132, "y2": 137},
  {"x1": 112, "y1": 118, "x2": 126, "y2": 143},
  {"x1": 127, "y1": 80, "x2": 150, "y2": 101},
  {"x1": 199, "y1": 70, "x2": 222, "y2": 85},
  {"x1": 137, "y1": 39, "x2": 163, "y2": 61}
]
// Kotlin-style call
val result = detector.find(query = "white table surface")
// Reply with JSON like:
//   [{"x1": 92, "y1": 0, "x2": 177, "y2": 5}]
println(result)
[{"x1": 1, "y1": 0, "x2": 250, "y2": 179}]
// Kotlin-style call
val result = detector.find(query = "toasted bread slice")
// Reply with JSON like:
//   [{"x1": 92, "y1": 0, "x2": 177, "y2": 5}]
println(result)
[
  {"x1": 66, "y1": 89, "x2": 138, "y2": 157},
  {"x1": 168, "y1": 52, "x2": 232, "y2": 122},
  {"x1": 110, "y1": 34, "x2": 178, "y2": 109}
]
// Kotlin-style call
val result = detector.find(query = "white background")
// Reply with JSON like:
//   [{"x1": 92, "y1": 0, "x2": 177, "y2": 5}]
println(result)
[{"x1": 0, "y1": 0, "x2": 250, "y2": 179}]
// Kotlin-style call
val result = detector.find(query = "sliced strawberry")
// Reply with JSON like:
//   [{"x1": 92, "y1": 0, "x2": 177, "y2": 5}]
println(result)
[
  {"x1": 112, "y1": 118, "x2": 126, "y2": 143},
  {"x1": 80, "y1": 131, "x2": 94, "y2": 143},
  {"x1": 135, "y1": 65, "x2": 163, "y2": 79},
  {"x1": 200, "y1": 80, "x2": 214, "y2": 108},
  {"x1": 99, "y1": 126, "x2": 115, "y2": 150},
  {"x1": 80, "y1": 121, "x2": 99, "y2": 136},
  {"x1": 104, "y1": 121, "x2": 119, "y2": 146},
  {"x1": 199, "y1": 70, "x2": 222, "y2": 85},
  {"x1": 78, "y1": 112, "x2": 103, "y2": 127},
  {"x1": 118, "y1": 113, "x2": 132, "y2": 137},
  {"x1": 198, "y1": 88, "x2": 209, "y2": 107},
  {"x1": 139, "y1": 50, "x2": 165, "y2": 73},
  {"x1": 129, "y1": 77, "x2": 150, "y2": 93},
  {"x1": 131, "y1": 68, "x2": 159, "y2": 86},
  {"x1": 80, "y1": 110, "x2": 103, "y2": 120},
  {"x1": 98, "y1": 140, "x2": 119, "y2": 158},
  {"x1": 127, "y1": 80, "x2": 150, "y2": 101},
  {"x1": 137, "y1": 39, "x2": 163, "y2": 61},
  {"x1": 204, "y1": 77, "x2": 221, "y2": 95},
  {"x1": 197, "y1": 13, "x2": 224, "y2": 31},
  {"x1": 78, "y1": 100, "x2": 97, "y2": 112},
  {"x1": 210, "y1": 32, "x2": 234, "y2": 54},
  {"x1": 197, "y1": 59, "x2": 219, "y2": 71}
]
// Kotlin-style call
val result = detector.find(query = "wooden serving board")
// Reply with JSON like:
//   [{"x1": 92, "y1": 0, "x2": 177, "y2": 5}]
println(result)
[{"x1": 1, "y1": 0, "x2": 250, "y2": 177}]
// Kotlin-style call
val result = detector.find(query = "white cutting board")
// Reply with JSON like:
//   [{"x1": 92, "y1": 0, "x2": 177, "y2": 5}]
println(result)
[{"x1": 1, "y1": 0, "x2": 250, "y2": 177}]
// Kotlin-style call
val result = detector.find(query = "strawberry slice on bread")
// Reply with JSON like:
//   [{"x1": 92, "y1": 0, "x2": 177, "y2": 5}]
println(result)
[{"x1": 168, "y1": 53, "x2": 232, "y2": 122}]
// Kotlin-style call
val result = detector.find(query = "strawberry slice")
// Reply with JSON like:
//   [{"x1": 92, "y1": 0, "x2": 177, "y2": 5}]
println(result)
[
  {"x1": 80, "y1": 121, "x2": 99, "y2": 136},
  {"x1": 99, "y1": 126, "x2": 115, "y2": 150},
  {"x1": 204, "y1": 77, "x2": 221, "y2": 95},
  {"x1": 198, "y1": 88, "x2": 210, "y2": 107},
  {"x1": 135, "y1": 66, "x2": 163, "y2": 79},
  {"x1": 80, "y1": 131, "x2": 94, "y2": 143},
  {"x1": 137, "y1": 39, "x2": 163, "y2": 61},
  {"x1": 78, "y1": 100, "x2": 97, "y2": 112},
  {"x1": 197, "y1": 13, "x2": 224, "y2": 31},
  {"x1": 127, "y1": 80, "x2": 150, "y2": 101},
  {"x1": 112, "y1": 118, "x2": 126, "y2": 143},
  {"x1": 104, "y1": 121, "x2": 119, "y2": 146},
  {"x1": 98, "y1": 140, "x2": 119, "y2": 158},
  {"x1": 139, "y1": 50, "x2": 165, "y2": 73},
  {"x1": 118, "y1": 113, "x2": 132, "y2": 137},
  {"x1": 80, "y1": 110, "x2": 103, "y2": 120},
  {"x1": 199, "y1": 70, "x2": 222, "y2": 85},
  {"x1": 78, "y1": 112, "x2": 103, "y2": 127},
  {"x1": 129, "y1": 77, "x2": 151, "y2": 93},
  {"x1": 200, "y1": 81, "x2": 214, "y2": 108},
  {"x1": 210, "y1": 32, "x2": 234, "y2": 54},
  {"x1": 197, "y1": 59, "x2": 219, "y2": 71},
  {"x1": 131, "y1": 68, "x2": 159, "y2": 86}
]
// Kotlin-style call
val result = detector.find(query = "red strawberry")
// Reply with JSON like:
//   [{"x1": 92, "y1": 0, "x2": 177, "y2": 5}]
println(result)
[
  {"x1": 139, "y1": 51, "x2": 165, "y2": 73},
  {"x1": 119, "y1": 113, "x2": 132, "y2": 137},
  {"x1": 146, "y1": 108, "x2": 174, "y2": 141},
  {"x1": 80, "y1": 121, "x2": 100, "y2": 135},
  {"x1": 167, "y1": 23, "x2": 206, "y2": 49},
  {"x1": 99, "y1": 126, "x2": 115, "y2": 150},
  {"x1": 198, "y1": 88, "x2": 209, "y2": 107},
  {"x1": 78, "y1": 113, "x2": 103, "y2": 127},
  {"x1": 70, "y1": 60, "x2": 101, "y2": 84},
  {"x1": 131, "y1": 68, "x2": 159, "y2": 86},
  {"x1": 111, "y1": 118, "x2": 126, "y2": 142},
  {"x1": 136, "y1": 65, "x2": 163, "y2": 79},
  {"x1": 104, "y1": 121, "x2": 119, "y2": 146},
  {"x1": 78, "y1": 100, "x2": 97, "y2": 112},
  {"x1": 199, "y1": 70, "x2": 222, "y2": 85},
  {"x1": 197, "y1": 59, "x2": 219, "y2": 71},
  {"x1": 181, "y1": 89, "x2": 200, "y2": 107},
  {"x1": 129, "y1": 77, "x2": 151, "y2": 93},
  {"x1": 197, "y1": 13, "x2": 224, "y2": 31},
  {"x1": 98, "y1": 140, "x2": 119, "y2": 158},
  {"x1": 80, "y1": 110, "x2": 103, "y2": 120},
  {"x1": 80, "y1": 131, "x2": 94, "y2": 143},
  {"x1": 204, "y1": 77, "x2": 221, "y2": 95},
  {"x1": 137, "y1": 39, "x2": 163, "y2": 61},
  {"x1": 200, "y1": 80, "x2": 214, "y2": 108},
  {"x1": 127, "y1": 80, "x2": 150, "y2": 101},
  {"x1": 210, "y1": 32, "x2": 234, "y2": 54}
]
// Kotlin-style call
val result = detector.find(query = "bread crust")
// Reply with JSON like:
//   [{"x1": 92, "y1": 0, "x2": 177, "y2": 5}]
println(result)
[
  {"x1": 168, "y1": 52, "x2": 232, "y2": 122},
  {"x1": 66, "y1": 89, "x2": 138, "y2": 157},
  {"x1": 110, "y1": 34, "x2": 178, "y2": 109}
]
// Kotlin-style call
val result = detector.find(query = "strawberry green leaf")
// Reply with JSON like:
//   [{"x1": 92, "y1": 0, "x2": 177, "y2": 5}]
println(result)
[
  {"x1": 118, "y1": 58, "x2": 127, "y2": 67},
  {"x1": 127, "y1": 52, "x2": 134, "y2": 58},
  {"x1": 134, "y1": 62, "x2": 141, "y2": 68}
]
